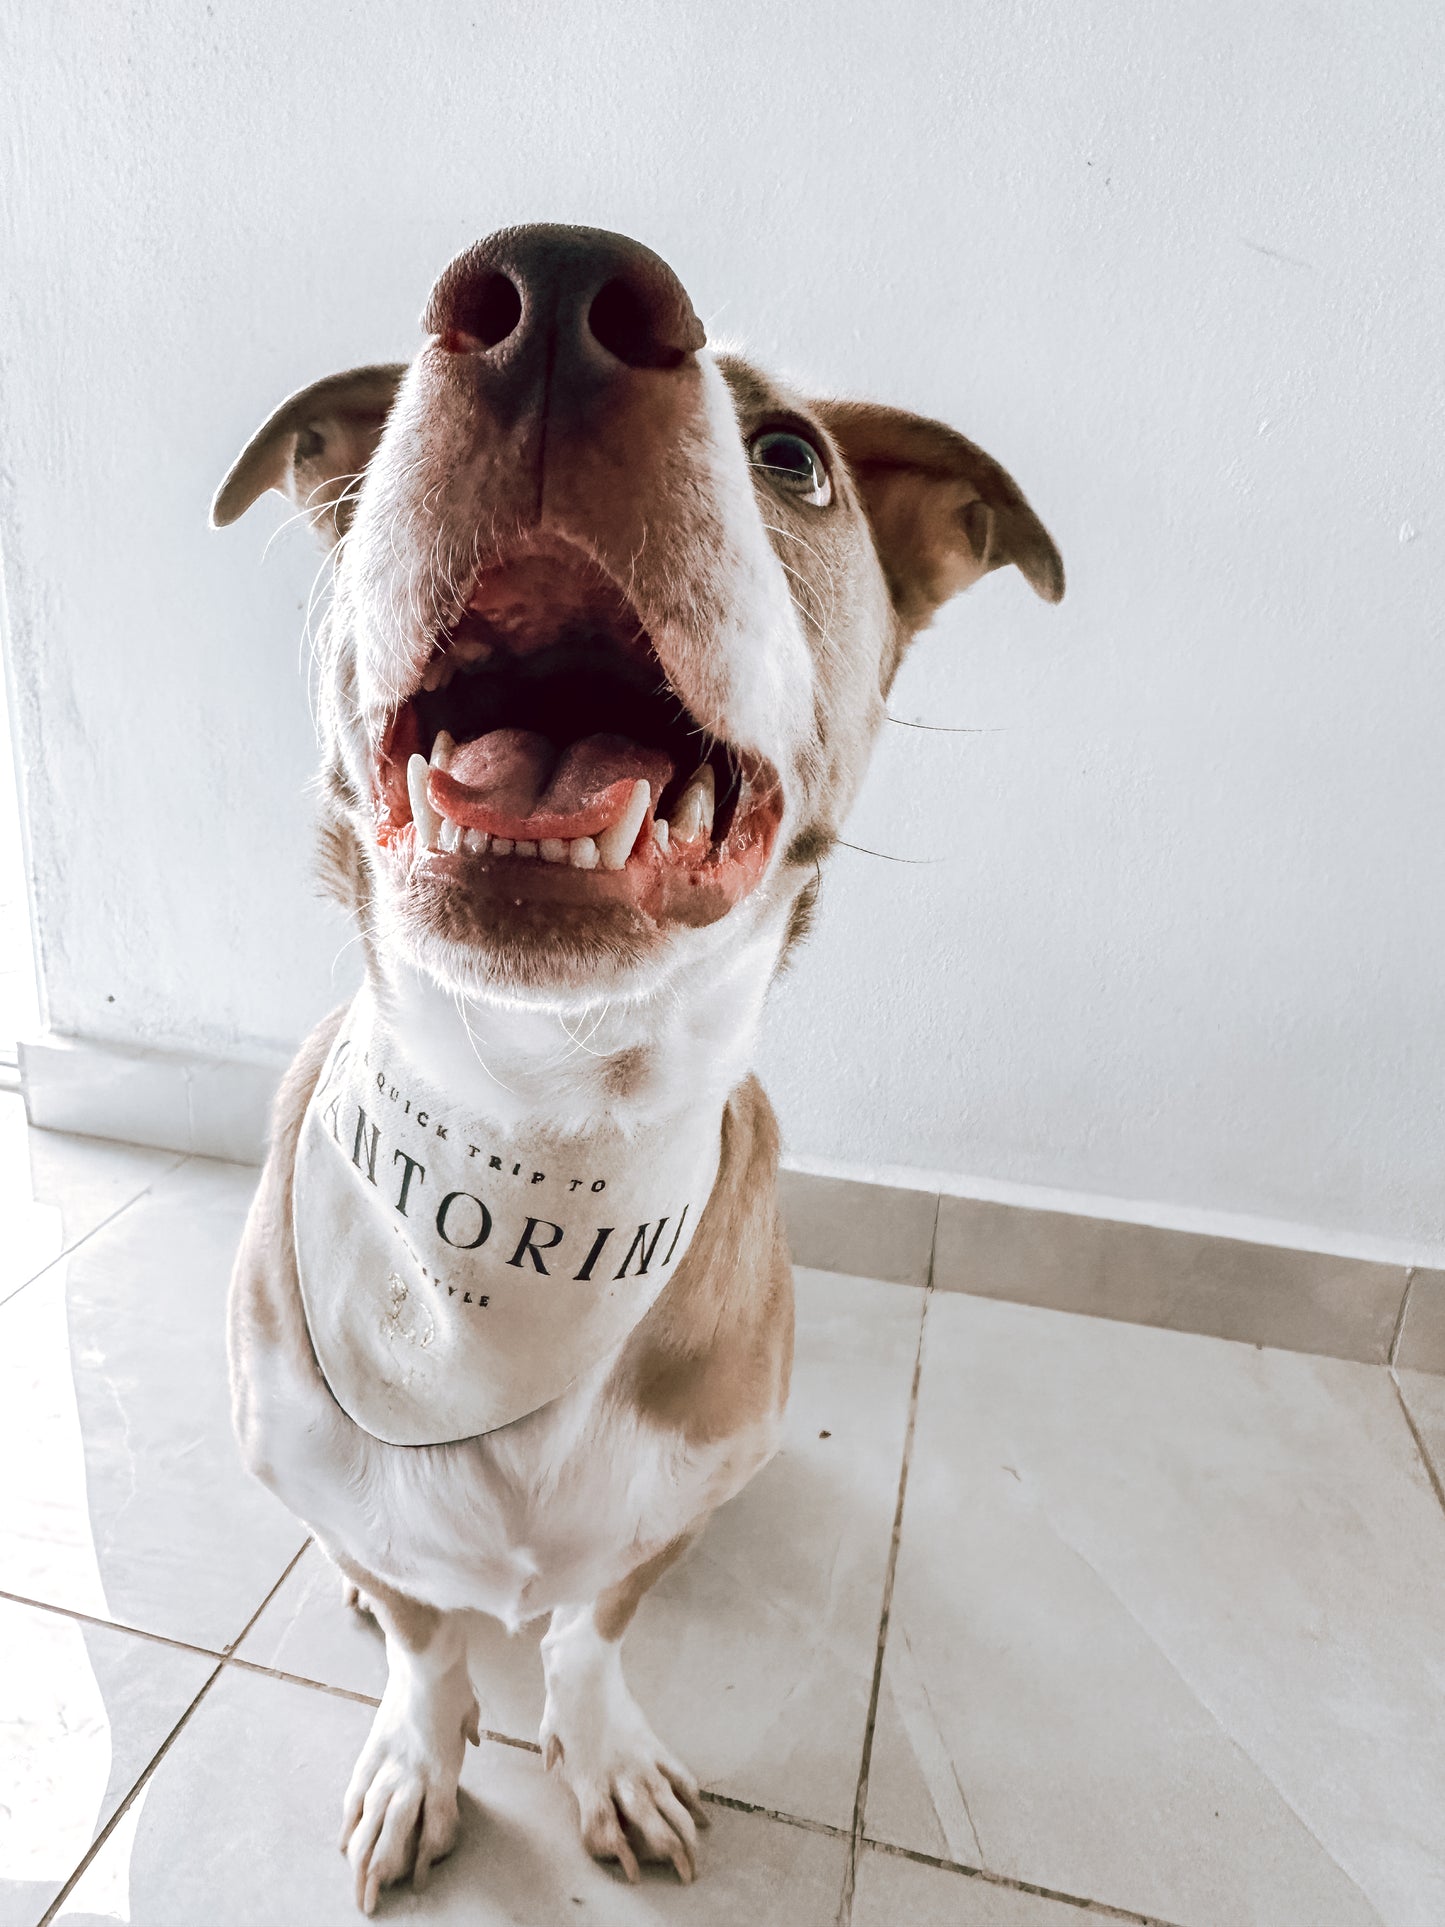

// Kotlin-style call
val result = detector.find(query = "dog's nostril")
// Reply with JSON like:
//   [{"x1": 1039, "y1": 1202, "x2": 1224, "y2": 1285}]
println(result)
[
  {"x1": 587, "y1": 276, "x2": 694, "y2": 371},
  {"x1": 439, "y1": 272, "x2": 523, "y2": 354}
]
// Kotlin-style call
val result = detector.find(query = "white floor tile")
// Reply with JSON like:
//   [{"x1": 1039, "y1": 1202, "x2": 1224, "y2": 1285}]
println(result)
[
  {"x1": 238, "y1": 1268, "x2": 923, "y2": 1830},
  {"x1": 852, "y1": 1847, "x2": 1085, "y2": 1926},
  {"x1": 0, "y1": 1096, "x2": 182, "y2": 1311},
  {"x1": 53, "y1": 1664, "x2": 847, "y2": 1925},
  {"x1": 0, "y1": 1157, "x2": 306, "y2": 1649},
  {"x1": 0, "y1": 1599, "x2": 214, "y2": 1927},
  {"x1": 865, "y1": 1293, "x2": 1445, "y2": 1926}
]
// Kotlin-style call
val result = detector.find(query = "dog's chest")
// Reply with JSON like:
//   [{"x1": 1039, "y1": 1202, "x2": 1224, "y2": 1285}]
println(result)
[{"x1": 292, "y1": 1355, "x2": 774, "y2": 1627}]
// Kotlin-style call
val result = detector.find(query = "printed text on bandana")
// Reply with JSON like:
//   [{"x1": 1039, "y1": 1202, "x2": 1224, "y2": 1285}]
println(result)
[
  {"x1": 317, "y1": 1039, "x2": 693, "y2": 1297},
  {"x1": 292, "y1": 987, "x2": 722, "y2": 1445}
]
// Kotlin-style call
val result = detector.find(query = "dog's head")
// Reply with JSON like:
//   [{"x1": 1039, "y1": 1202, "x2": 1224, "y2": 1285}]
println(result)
[{"x1": 215, "y1": 224, "x2": 1062, "y2": 1007}]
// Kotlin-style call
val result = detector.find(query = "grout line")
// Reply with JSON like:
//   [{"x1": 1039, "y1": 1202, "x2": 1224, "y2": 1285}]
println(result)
[
  {"x1": 37, "y1": 1659, "x2": 225, "y2": 1925},
  {"x1": 222, "y1": 1536, "x2": 313, "y2": 1654},
  {"x1": 700, "y1": 1791, "x2": 847, "y2": 1839},
  {"x1": 0, "y1": 1530, "x2": 311, "y2": 1670},
  {"x1": 926, "y1": 1190, "x2": 941, "y2": 1288},
  {"x1": 0, "y1": 1585, "x2": 229, "y2": 1664},
  {"x1": 861, "y1": 1836, "x2": 1187, "y2": 1925},
  {"x1": 221, "y1": 1651, "x2": 385, "y2": 1707},
  {"x1": 1388, "y1": 1267, "x2": 1417, "y2": 1369},
  {"x1": 836, "y1": 1265, "x2": 933, "y2": 1926},
  {"x1": 1389, "y1": 1368, "x2": 1445, "y2": 1516},
  {"x1": 0, "y1": 1150, "x2": 193, "y2": 1314}
]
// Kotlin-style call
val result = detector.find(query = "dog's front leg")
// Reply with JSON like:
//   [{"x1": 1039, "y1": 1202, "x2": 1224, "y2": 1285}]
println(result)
[
  {"x1": 540, "y1": 1537, "x2": 709, "y2": 1883},
  {"x1": 335, "y1": 1564, "x2": 480, "y2": 1913}
]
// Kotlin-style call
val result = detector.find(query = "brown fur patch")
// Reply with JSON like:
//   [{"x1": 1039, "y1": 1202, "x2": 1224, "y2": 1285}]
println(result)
[
  {"x1": 781, "y1": 873, "x2": 821, "y2": 965},
  {"x1": 609, "y1": 1074, "x2": 793, "y2": 1449},
  {"x1": 592, "y1": 1534, "x2": 694, "y2": 1643},
  {"x1": 783, "y1": 823, "x2": 835, "y2": 870},
  {"x1": 333, "y1": 1554, "x2": 441, "y2": 1653},
  {"x1": 606, "y1": 1045, "x2": 652, "y2": 1099}
]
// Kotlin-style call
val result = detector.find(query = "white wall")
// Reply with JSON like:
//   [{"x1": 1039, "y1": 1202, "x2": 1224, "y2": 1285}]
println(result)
[{"x1": 2, "y1": 1, "x2": 1442, "y2": 1255}]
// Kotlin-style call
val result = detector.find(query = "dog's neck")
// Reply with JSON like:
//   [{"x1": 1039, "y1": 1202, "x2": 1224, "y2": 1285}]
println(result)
[{"x1": 372, "y1": 916, "x2": 786, "y2": 1142}]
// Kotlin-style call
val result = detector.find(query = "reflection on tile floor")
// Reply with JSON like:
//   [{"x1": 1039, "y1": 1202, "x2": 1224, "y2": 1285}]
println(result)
[
  {"x1": 0, "y1": 1599, "x2": 213, "y2": 1927},
  {"x1": 3, "y1": 1105, "x2": 1445, "y2": 1924},
  {"x1": 0, "y1": 1094, "x2": 181, "y2": 1312}
]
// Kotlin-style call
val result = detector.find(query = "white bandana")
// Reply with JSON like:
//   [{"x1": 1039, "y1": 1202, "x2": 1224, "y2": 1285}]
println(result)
[{"x1": 292, "y1": 984, "x2": 722, "y2": 1446}]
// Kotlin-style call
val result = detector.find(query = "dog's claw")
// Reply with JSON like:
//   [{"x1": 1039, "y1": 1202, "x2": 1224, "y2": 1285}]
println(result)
[{"x1": 570, "y1": 1758, "x2": 703, "y2": 1883}]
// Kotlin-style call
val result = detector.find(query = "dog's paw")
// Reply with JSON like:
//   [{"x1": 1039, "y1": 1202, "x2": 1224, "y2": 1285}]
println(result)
[
  {"x1": 339, "y1": 1689, "x2": 480, "y2": 1913},
  {"x1": 542, "y1": 1706, "x2": 708, "y2": 1885}
]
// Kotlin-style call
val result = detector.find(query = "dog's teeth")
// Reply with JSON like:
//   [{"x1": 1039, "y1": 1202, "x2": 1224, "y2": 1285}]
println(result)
[
  {"x1": 431, "y1": 729, "x2": 456, "y2": 772},
  {"x1": 463, "y1": 828, "x2": 489, "y2": 854},
  {"x1": 570, "y1": 836, "x2": 599, "y2": 870},
  {"x1": 513, "y1": 839, "x2": 538, "y2": 858},
  {"x1": 652, "y1": 816, "x2": 670, "y2": 853},
  {"x1": 419, "y1": 659, "x2": 443, "y2": 693},
  {"x1": 438, "y1": 817, "x2": 460, "y2": 853},
  {"x1": 670, "y1": 765, "x2": 715, "y2": 844},
  {"x1": 406, "y1": 754, "x2": 440, "y2": 851},
  {"x1": 597, "y1": 780, "x2": 651, "y2": 871},
  {"x1": 539, "y1": 838, "x2": 568, "y2": 863},
  {"x1": 452, "y1": 636, "x2": 491, "y2": 665},
  {"x1": 492, "y1": 838, "x2": 514, "y2": 855}
]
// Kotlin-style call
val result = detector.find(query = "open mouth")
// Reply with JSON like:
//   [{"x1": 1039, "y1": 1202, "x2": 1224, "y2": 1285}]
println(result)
[{"x1": 374, "y1": 549, "x2": 783, "y2": 925}]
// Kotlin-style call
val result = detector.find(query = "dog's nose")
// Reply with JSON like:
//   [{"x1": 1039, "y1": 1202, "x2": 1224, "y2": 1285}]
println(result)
[{"x1": 423, "y1": 224, "x2": 705, "y2": 372}]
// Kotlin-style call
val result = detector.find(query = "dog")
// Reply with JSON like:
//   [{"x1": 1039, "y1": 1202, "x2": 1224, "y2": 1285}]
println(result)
[{"x1": 215, "y1": 224, "x2": 1062, "y2": 1911}]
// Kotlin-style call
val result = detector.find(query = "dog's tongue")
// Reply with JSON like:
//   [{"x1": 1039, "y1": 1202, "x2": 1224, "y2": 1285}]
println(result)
[{"x1": 428, "y1": 731, "x2": 674, "y2": 841}]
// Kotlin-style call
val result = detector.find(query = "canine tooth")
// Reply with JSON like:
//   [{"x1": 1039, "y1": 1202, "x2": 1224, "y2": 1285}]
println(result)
[
  {"x1": 463, "y1": 828, "x2": 489, "y2": 854},
  {"x1": 570, "y1": 837, "x2": 599, "y2": 870},
  {"x1": 406, "y1": 754, "x2": 439, "y2": 851},
  {"x1": 652, "y1": 816, "x2": 670, "y2": 853},
  {"x1": 670, "y1": 764, "x2": 715, "y2": 844},
  {"x1": 492, "y1": 837, "x2": 514, "y2": 855},
  {"x1": 539, "y1": 838, "x2": 568, "y2": 863},
  {"x1": 452, "y1": 636, "x2": 491, "y2": 664},
  {"x1": 597, "y1": 779, "x2": 651, "y2": 871},
  {"x1": 420, "y1": 659, "x2": 443, "y2": 692},
  {"x1": 514, "y1": 839, "x2": 538, "y2": 858},
  {"x1": 431, "y1": 729, "x2": 456, "y2": 771}
]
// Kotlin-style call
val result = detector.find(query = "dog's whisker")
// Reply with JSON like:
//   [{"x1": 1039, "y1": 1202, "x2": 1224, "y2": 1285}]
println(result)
[
  {"x1": 836, "y1": 839, "x2": 949, "y2": 865},
  {"x1": 885, "y1": 714, "x2": 997, "y2": 734},
  {"x1": 451, "y1": 986, "x2": 520, "y2": 1097}
]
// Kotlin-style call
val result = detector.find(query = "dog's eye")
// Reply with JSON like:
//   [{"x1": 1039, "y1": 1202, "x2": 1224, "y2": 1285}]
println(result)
[{"x1": 748, "y1": 429, "x2": 832, "y2": 507}]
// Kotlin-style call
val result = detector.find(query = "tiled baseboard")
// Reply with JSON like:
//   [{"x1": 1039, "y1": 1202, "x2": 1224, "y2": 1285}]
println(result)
[
  {"x1": 779, "y1": 1167, "x2": 1445, "y2": 1372},
  {"x1": 21, "y1": 1031, "x2": 1442, "y2": 1373},
  {"x1": 19, "y1": 1030, "x2": 288, "y2": 1166}
]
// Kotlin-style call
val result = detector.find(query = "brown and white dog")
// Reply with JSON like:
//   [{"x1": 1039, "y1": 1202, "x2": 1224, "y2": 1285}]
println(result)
[{"x1": 216, "y1": 224, "x2": 1061, "y2": 1911}]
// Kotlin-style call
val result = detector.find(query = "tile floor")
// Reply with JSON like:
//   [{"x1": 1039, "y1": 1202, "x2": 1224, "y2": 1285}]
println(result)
[{"x1": 2, "y1": 1094, "x2": 1444, "y2": 1926}]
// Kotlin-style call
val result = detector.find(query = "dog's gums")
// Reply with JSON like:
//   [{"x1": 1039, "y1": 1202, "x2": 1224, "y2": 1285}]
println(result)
[{"x1": 372, "y1": 547, "x2": 783, "y2": 927}]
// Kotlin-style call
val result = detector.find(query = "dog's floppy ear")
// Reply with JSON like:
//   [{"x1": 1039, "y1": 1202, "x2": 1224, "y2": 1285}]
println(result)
[
  {"x1": 815, "y1": 401, "x2": 1064, "y2": 630},
  {"x1": 210, "y1": 363, "x2": 407, "y2": 544}
]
